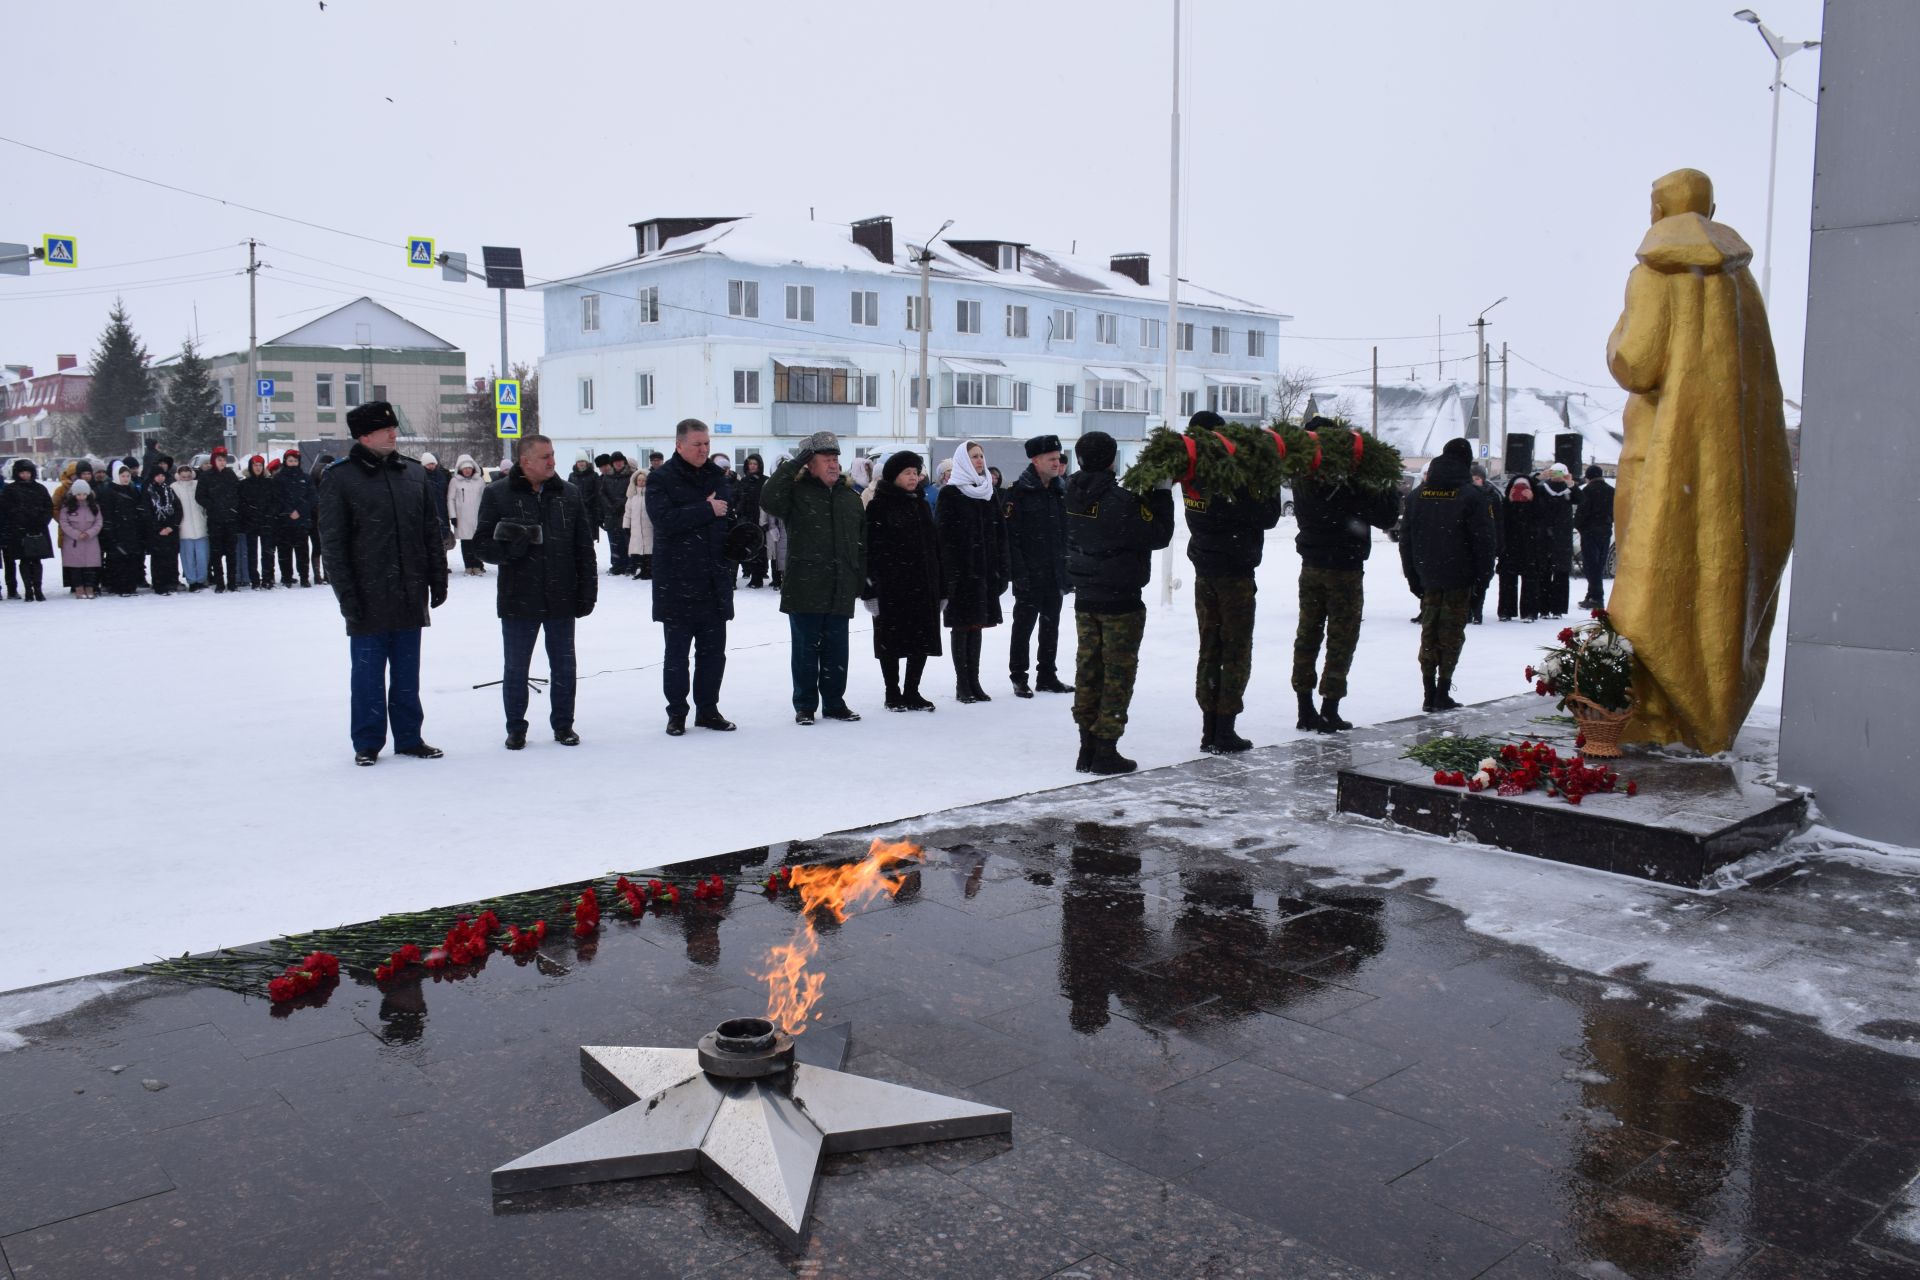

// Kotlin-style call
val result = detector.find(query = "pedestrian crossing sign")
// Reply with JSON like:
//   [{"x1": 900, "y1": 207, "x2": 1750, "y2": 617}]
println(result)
[
  {"x1": 496, "y1": 410, "x2": 521, "y2": 439},
  {"x1": 494, "y1": 379, "x2": 520, "y2": 409},
  {"x1": 42, "y1": 235, "x2": 76, "y2": 267},
  {"x1": 408, "y1": 237, "x2": 435, "y2": 268}
]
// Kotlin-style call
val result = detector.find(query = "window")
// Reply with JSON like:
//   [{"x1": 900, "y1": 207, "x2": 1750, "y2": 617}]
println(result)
[
  {"x1": 1208, "y1": 384, "x2": 1261, "y2": 415},
  {"x1": 637, "y1": 286, "x2": 659, "y2": 324},
  {"x1": 953, "y1": 372, "x2": 988, "y2": 406},
  {"x1": 635, "y1": 372, "x2": 655, "y2": 408},
  {"x1": 642, "y1": 224, "x2": 660, "y2": 254},
  {"x1": 1052, "y1": 308, "x2": 1076, "y2": 342},
  {"x1": 1090, "y1": 379, "x2": 1145, "y2": 412},
  {"x1": 909, "y1": 376, "x2": 926, "y2": 409},
  {"x1": 372, "y1": 384, "x2": 387, "y2": 403},
  {"x1": 345, "y1": 373, "x2": 363, "y2": 408},
  {"x1": 1142, "y1": 318, "x2": 1163, "y2": 350},
  {"x1": 728, "y1": 280, "x2": 758, "y2": 318},
  {"x1": 1013, "y1": 380, "x2": 1031, "y2": 413},
  {"x1": 1096, "y1": 312, "x2": 1120, "y2": 345},
  {"x1": 906, "y1": 296, "x2": 930, "y2": 333},
  {"x1": 956, "y1": 299, "x2": 981, "y2": 335},
  {"x1": 579, "y1": 377, "x2": 596, "y2": 413},
  {"x1": 1179, "y1": 389, "x2": 1198, "y2": 418},
  {"x1": 862, "y1": 374, "x2": 879, "y2": 409},
  {"x1": 1176, "y1": 322, "x2": 1195, "y2": 352},
  {"x1": 581, "y1": 293, "x2": 601, "y2": 332},
  {"x1": 997, "y1": 244, "x2": 1018, "y2": 271},
  {"x1": 314, "y1": 373, "x2": 332, "y2": 408},
  {"x1": 1006, "y1": 304, "x2": 1028, "y2": 339},
  {"x1": 222, "y1": 377, "x2": 236, "y2": 406},
  {"x1": 1055, "y1": 383, "x2": 1075, "y2": 414},
  {"x1": 774, "y1": 365, "x2": 861, "y2": 404},
  {"x1": 733, "y1": 370, "x2": 760, "y2": 405},
  {"x1": 785, "y1": 284, "x2": 814, "y2": 322},
  {"x1": 1212, "y1": 325, "x2": 1230, "y2": 355},
  {"x1": 851, "y1": 290, "x2": 879, "y2": 326},
  {"x1": 1248, "y1": 329, "x2": 1268, "y2": 358}
]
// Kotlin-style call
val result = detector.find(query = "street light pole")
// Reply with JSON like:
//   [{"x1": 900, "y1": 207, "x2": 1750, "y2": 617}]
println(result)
[
  {"x1": 1474, "y1": 296, "x2": 1506, "y2": 461},
  {"x1": 1733, "y1": 9, "x2": 1820, "y2": 309},
  {"x1": 914, "y1": 219, "x2": 952, "y2": 447}
]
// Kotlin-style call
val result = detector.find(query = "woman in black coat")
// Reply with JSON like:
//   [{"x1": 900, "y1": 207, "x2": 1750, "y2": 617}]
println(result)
[
  {"x1": 100, "y1": 463, "x2": 147, "y2": 596},
  {"x1": 735, "y1": 454, "x2": 769, "y2": 588},
  {"x1": 142, "y1": 469, "x2": 184, "y2": 595},
  {"x1": 0, "y1": 458, "x2": 54, "y2": 601},
  {"x1": 936, "y1": 440, "x2": 1010, "y2": 704},
  {"x1": 1498, "y1": 477, "x2": 1550, "y2": 623},
  {"x1": 1534, "y1": 466, "x2": 1577, "y2": 618},
  {"x1": 862, "y1": 451, "x2": 943, "y2": 712}
]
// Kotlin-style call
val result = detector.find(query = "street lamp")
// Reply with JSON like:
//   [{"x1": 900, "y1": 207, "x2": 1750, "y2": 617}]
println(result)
[
  {"x1": 1733, "y1": 9, "x2": 1820, "y2": 309},
  {"x1": 913, "y1": 219, "x2": 953, "y2": 445},
  {"x1": 1474, "y1": 296, "x2": 1507, "y2": 460}
]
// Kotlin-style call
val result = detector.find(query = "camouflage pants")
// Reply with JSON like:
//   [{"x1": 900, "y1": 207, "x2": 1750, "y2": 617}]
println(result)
[
  {"x1": 1418, "y1": 588, "x2": 1473, "y2": 682},
  {"x1": 1194, "y1": 576, "x2": 1257, "y2": 715},
  {"x1": 1293, "y1": 566, "x2": 1364, "y2": 699},
  {"x1": 1073, "y1": 608, "x2": 1146, "y2": 740}
]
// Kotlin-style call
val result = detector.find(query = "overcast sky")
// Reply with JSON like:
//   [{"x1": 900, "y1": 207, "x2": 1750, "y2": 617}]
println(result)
[{"x1": 2, "y1": 0, "x2": 1825, "y2": 415}]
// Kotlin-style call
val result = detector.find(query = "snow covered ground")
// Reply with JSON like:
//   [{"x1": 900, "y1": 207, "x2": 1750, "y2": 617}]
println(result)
[{"x1": 5, "y1": 523, "x2": 1790, "y2": 996}]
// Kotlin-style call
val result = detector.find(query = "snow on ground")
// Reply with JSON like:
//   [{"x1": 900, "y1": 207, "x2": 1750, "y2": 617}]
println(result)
[{"x1": 4, "y1": 522, "x2": 1787, "y2": 996}]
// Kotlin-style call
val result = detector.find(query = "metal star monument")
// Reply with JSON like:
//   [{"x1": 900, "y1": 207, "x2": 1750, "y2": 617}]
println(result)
[{"x1": 492, "y1": 1018, "x2": 1012, "y2": 1248}]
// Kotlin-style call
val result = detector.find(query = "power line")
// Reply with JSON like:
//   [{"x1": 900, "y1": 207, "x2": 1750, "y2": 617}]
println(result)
[
  {"x1": 1506, "y1": 348, "x2": 1620, "y2": 391},
  {"x1": 0, "y1": 267, "x2": 241, "y2": 301},
  {"x1": 33, "y1": 243, "x2": 243, "y2": 276},
  {"x1": 257, "y1": 243, "x2": 542, "y2": 322}
]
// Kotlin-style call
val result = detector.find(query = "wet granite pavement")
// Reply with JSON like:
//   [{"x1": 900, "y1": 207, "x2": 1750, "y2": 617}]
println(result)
[{"x1": 4, "y1": 707, "x2": 1919, "y2": 1278}]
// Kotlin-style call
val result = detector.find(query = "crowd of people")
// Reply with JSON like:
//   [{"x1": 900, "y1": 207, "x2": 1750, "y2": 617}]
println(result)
[{"x1": 4, "y1": 401, "x2": 1615, "y2": 777}]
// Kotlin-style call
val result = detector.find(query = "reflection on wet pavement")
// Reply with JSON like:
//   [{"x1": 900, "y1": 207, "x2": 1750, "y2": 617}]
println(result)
[{"x1": 2, "y1": 761, "x2": 1918, "y2": 1277}]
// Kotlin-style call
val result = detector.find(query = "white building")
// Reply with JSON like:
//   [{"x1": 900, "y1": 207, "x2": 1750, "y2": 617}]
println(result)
[{"x1": 535, "y1": 214, "x2": 1289, "y2": 466}]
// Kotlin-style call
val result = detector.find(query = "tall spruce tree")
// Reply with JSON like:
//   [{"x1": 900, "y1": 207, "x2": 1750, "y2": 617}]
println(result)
[
  {"x1": 158, "y1": 338, "x2": 224, "y2": 460},
  {"x1": 81, "y1": 299, "x2": 155, "y2": 457}
]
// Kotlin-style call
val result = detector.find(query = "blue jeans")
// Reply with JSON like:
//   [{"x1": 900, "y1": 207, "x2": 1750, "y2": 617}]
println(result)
[
  {"x1": 179, "y1": 537, "x2": 209, "y2": 585},
  {"x1": 788, "y1": 612, "x2": 850, "y2": 715},
  {"x1": 662, "y1": 621, "x2": 727, "y2": 717},
  {"x1": 349, "y1": 628, "x2": 425, "y2": 753},
  {"x1": 502, "y1": 615, "x2": 577, "y2": 734}
]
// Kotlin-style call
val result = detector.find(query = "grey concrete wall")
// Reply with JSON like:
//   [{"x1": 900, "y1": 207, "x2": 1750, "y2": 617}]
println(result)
[{"x1": 1778, "y1": 1, "x2": 1920, "y2": 844}]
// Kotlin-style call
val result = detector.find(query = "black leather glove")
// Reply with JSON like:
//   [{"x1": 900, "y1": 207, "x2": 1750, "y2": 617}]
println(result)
[
  {"x1": 493, "y1": 521, "x2": 533, "y2": 544},
  {"x1": 430, "y1": 582, "x2": 447, "y2": 609},
  {"x1": 574, "y1": 599, "x2": 596, "y2": 619}
]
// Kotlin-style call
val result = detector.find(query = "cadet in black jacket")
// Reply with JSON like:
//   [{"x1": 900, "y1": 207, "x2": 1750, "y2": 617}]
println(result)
[
  {"x1": 1288, "y1": 430, "x2": 1401, "y2": 733},
  {"x1": 598, "y1": 454, "x2": 633, "y2": 574},
  {"x1": 1399, "y1": 439, "x2": 1497, "y2": 712},
  {"x1": 272, "y1": 448, "x2": 317, "y2": 586},
  {"x1": 1181, "y1": 411, "x2": 1285, "y2": 751},
  {"x1": 1535, "y1": 463, "x2": 1577, "y2": 618},
  {"x1": 318, "y1": 401, "x2": 449, "y2": 766},
  {"x1": 195, "y1": 446, "x2": 242, "y2": 592},
  {"x1": 1573, "y1": 465, "x2": 1614, "y2": 609},
  {"x1": 237, "y1": 455, "x2": 282, "y2": 590},
  {"x1": 1003, "y1": 434, "x2": 1074, "y2": 698},
  {"x1": 1066, "y1": 430, "x2": 1175, "y2": 775},
  {"x1": 476, "y1": 434, "x2": 597, "y2": 750}
]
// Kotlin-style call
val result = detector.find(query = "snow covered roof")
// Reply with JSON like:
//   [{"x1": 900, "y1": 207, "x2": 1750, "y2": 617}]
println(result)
[
  {"x1": 264, "y1": 297, "x2": 457, "y2": 351},
  {"x1": 1310, "y1": 380, "x2": 1625, "y2": 464},
  {"x1": 541, "y1": 215, "x2": 1288, "y2": 318}
]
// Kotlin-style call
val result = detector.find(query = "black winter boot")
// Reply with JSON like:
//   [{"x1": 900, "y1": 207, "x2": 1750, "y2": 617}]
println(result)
[
  {"x1": 1075, "y1": 728, "x2": 1094, "y2": 773},
  {"x1": 954, "y1": 631, "x2": 979, "y2": 703},
  {"x1": 1296, "y1": 689, "x2": 1324, "y2": 732},
  {"x1": 1430, "y1": 678, "x2": 1461, "y2": 712},
  {"x1": 1199, "y1": 710, "x2": 1216, "y2": 753},
  {"x1": 1318, "y1": 698, "x2": 1353, "y2": 732},
  {"x1": 966, "y1": 632, "x2": 992, "y2": 702},
  {"x1": 1210, "y1": 714, "x2": 1253, "y2": 753},
  {"x1": 1086, "y1": 737, "x2": 1137, "y2": 775},
  {"x1": 1421, "y1": 670, "x2": 1437, "y2": 713}
]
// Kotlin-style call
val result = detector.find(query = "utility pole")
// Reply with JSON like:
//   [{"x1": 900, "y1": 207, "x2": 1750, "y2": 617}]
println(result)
[
  {"x1": 1435, "y1": 315, "x2": 1442, "y2": 381},
  {"x1": 498, "y1": 287, "x2": 510, "y2": 471},
  {"x1": 913, "y1": 220, "x2": 952, "y2": 445},
  {"x1": 1473, "y1": 297, "x2": 1507, "y2": 460},
  {"x1": 244, "y1": 238, "x2": 260, "y2": 456},
  {"x1": 1159, "y1": 0, "x2": 1182, "y2": 609},
  {"x1": 1734, "y1": 11, "x2": 1819, "y2": 309},
  {"x1": 1371, "y1": 345, "x2": 1378, "y2": 433},
  {"x1": 1499, "y1": 340, "x2": 1509, "y2": 470}
]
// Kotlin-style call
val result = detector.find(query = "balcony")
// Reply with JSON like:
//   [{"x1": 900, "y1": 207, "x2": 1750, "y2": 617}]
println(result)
[
  {"x1": 770, "y1": 402, "x2": 858, "y2": 438},
  {"x1": 1079, "y1": 409, "x2": 1149, "y2": 441},
  {"x1": 936, "y1": 405, "x2": 1014, "y2": 438}
]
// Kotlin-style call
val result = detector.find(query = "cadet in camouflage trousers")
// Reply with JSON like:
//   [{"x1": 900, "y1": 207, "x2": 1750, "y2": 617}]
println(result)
[
  {"x1": 1292, "y1": 566, "x2": 1364, "y2": 702},
  {"x1": 1195, "y1": 578, "x2": 1257, "y2": 718},
  {"x1": 1417, "y1": 588, "x2": 1473, "y2": 691},
  {"x1": 1074, "y1": 609, "x2": 1145, "y2": 741}
]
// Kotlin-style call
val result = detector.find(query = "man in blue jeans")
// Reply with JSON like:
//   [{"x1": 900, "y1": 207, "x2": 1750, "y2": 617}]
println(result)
[
  {"x1": 318, "y1": 401, "x2": 449, "y2": 766},
  {"x1": 645, "y1": 418, "x2": 737, "y2": 736},
  {"x1": 476, "y1": 433, "x2": 597, "y2": 749}
]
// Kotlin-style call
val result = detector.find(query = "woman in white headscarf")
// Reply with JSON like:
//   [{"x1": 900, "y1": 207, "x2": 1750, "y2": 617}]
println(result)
[{"x1": 935, "y1": 440, "x2": 1009, "y2": 703}]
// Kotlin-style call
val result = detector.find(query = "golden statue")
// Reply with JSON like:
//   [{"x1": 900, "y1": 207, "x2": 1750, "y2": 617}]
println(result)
[{"x1": 1605, "y1": 168, "x2": 1796, "y2": 755}]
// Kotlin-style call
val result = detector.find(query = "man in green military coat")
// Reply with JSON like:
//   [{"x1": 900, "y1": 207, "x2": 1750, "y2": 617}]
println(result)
[{"x1": 760, "y1": 431, "x2": 868, "y2": 725}]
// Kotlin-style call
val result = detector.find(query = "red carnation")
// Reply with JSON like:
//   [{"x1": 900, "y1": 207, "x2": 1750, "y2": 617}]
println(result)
[
  {"x1": 1626, "y1": 780, "x2": 1638, "y2": 797},
  {"x1": 1524, "y1": 666, "x2": 1536, "y2": 681}
]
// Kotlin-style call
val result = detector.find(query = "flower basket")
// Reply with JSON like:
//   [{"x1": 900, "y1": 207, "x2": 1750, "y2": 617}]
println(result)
[{"x1": 1566, "y1": 694, "x2": 1632, "y2": 758}]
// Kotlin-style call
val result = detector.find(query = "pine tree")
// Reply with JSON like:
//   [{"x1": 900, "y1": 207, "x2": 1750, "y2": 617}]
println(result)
[
  {"x1": 158, "y1": 338, "x2": 224, "y2": 460},
  {"x1": 80, "y1": 299, "x2": 155, "y2": 457}
]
